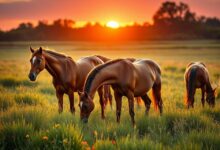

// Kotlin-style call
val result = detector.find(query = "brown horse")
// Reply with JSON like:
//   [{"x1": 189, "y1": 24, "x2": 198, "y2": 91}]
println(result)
[
  {"x1": 95, "y1": 55, "x2": 142, "y2": 108},
  {"x1": 79, "y1": 59, "x2": 163, "y2": 126},
  {"x1": 28, "y1": 47, "x2": 106, "y2": 117},
  {"x1": 184, "y1": 62, "x2": 216, "y2": 108}
]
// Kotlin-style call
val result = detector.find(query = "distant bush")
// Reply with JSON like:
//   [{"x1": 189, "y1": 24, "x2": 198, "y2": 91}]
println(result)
[{"x1": 164, "y1": 66, "x2": 178, "y2": 72}]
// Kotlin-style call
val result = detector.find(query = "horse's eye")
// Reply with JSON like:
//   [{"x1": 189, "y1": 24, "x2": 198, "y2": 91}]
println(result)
[
  {"x1": 82, "y1": 105, "x2": 87, "y2": 110},
  {"x1": 37, "y1": 59, "x2": 41, "y2": 63}
]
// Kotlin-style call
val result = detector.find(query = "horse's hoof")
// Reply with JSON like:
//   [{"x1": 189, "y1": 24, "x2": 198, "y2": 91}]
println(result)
[
  {"x1": 132, "y1": 122, "x2": 136, "y2": 128},
  {"x1": 70, "y1": 109, "x2": 75, "y2": 115}
]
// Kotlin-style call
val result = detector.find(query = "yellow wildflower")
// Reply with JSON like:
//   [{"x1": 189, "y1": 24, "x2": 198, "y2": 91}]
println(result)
[
  {"x1": 54, "y1": 124, "x2": 60, "y2": 128},
  {"x1": 93, "y1": 130, "x2": 98, "y2": 137},
  {"x1": 63, "y1": 138, "x2": 68, "y2": 144},
  {"x1": 42, "y1": 136, "x2": 48, "y2": 140}
]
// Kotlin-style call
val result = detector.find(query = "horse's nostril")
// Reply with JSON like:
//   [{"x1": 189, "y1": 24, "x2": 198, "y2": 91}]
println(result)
[{"x1": 29, "y1": 73, "x2": 36, "y2": 81}]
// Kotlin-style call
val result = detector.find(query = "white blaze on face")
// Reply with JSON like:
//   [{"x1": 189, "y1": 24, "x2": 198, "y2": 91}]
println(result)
[
  {"x1": 32, "y1": 56, "x2": 36, "y2": 64},
  {"x1": 80, "y1": 101, "x2": 83, "y2": 108}
]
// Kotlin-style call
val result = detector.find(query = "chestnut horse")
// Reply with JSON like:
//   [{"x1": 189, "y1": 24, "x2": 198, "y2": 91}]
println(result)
[
  {"x1": 28, "y1": 47, "x2": 106, "y2": 117},
  {"x1": 184, "y1": 62, "x2": 216, "y2": 108},
  {"x1": 79, "y1": 59, "x2": 163, "y2": 126},
  {"x1": 95, "y1": 55, "x2": 142, "y2": 108}
]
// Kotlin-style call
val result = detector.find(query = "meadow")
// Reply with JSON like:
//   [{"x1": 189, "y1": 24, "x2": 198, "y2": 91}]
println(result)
[{"x1": 0, "y1": 40, "x2": 220, "y2": 150}]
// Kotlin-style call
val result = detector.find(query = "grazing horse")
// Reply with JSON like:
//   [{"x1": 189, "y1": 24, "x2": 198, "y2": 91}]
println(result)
[
  {"x1": 28, "y1": 47, "x2": 106, "y2": 117},
  {"x1": 184, "y1": 62, "x2": 216, "y2": 108},
  {"x1": 79, "y1": 59, "x2": 163, "y2": 126},
  {"x1": 95, "y1": 55, "x2": 142, "y2": 108}
]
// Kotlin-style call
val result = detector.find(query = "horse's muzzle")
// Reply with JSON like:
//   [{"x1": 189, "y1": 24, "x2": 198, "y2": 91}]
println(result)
[
  {"x1": 29, "y1": 72, "x2": 37, "y2": 81},
  {"x1": 81, "y1": 117, "x2": 88, "y2": 123}
]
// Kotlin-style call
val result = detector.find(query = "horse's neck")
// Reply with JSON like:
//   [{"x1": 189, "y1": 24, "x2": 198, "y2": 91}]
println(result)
[
  {"x1": 44, "y1": 52, "x2": 76, "y2": 80},
  {"x1": 87, "y1": 69, "x2": 116, "y2": 99},
  {"x1": 206, "y1": 80, "x2": 213, "y2": 93},
  {"x1": 44, "y1": 54, "x2": 60, "y2": 79}
]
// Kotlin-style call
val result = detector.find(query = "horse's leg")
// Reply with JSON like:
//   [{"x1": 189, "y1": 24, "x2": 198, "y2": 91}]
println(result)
[
  {"x1": 127, "y1": 91, "x2": 135, "y2": 126},
  {"x1": 68, "y1": 91, "x2": 75, "y2": 114},
  {"x1": 56, "y1": 90, "x2": 64, "y2": 113},
  {"x1": 201, "y1": 86, "x2": 205, "y2": 107},
  {"x1": 141, "y1": 94, "x2": 151, "y2": 115},
  {"x1": 98, "y1": 86, "x2": 105, "y2": 119},
  {"x1": 114, "y1": 91, "x2": 122, "y2": 123},
  {"x1": 186, "y1": 81, "x2": 190, "y2": 109},
  {"x1": 108, "y1": 86, "x2": 113, "y2": 109},
  {"x1": 152, "y1": 81, "x2": 163, "y2": 114},
  {"x1": 191, "y1": 89, "x2": 196, "y2": 108}
]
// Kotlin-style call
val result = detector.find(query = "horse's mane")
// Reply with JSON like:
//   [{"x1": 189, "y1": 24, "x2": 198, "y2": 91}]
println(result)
[
  {"x1": 44, "y1": 50, "x2": 70, "y2": 59},
  {"x1": 85, "y1": 59, "x2": 124, "y2": 93}
]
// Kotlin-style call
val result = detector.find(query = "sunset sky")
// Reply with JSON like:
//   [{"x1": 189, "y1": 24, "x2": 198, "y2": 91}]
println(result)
[{"x1": 0, "y1": 0, "x2": 220, "y2": 31}]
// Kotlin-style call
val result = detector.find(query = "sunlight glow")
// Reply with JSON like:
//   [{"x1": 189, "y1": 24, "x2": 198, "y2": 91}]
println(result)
[{"x1": 106, "y1": 21, "x2": 120, "y2": 29}]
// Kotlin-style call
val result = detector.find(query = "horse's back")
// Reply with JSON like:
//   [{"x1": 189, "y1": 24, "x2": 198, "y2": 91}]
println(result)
[
  {"x1": 133, "y1": 59, "x2": 161, "y2": 75},
  {"x1": 132, "y1": 59, "x2": 161, "y2": 94},
  {"x1": 76, "y1": 56, "x2": 104, "y2": 90},
  {"x1": 185, "y1": 62, "x2": 209, "y2": 87}
]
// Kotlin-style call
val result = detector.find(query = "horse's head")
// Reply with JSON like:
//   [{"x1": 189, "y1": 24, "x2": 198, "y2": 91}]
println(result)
[
  {"x1": 78, "y1": 92, "x2": 94, "y2": 123},
  {"x1": 28, "y1": 47, "x2": 46, "y2": 81},
  {"x1": 206, "y1": 88, "x2": 216, "y2": 107}
]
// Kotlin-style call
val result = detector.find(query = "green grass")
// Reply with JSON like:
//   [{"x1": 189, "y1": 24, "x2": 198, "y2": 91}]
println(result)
[{"x1": 0, "y1": 40, "x2": 220, "y2": 149}]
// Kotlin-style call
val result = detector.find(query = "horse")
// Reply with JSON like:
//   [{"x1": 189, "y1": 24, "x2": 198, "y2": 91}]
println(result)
[
  {"x1": 95, "y1": 55, "x2": 143, "y2": 108},
  {"x1": 28, "y1": 47, "x2": 107, "y2": 118},
  {"x1": 184, "y1": 62, "x2": 216, "y2": 108},
  {"x1": 79, "y1": 59, "x2": 163, "y2": 126}
]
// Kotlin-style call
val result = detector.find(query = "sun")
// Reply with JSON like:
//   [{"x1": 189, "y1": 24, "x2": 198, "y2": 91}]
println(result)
[{"x1": 106, "y1": 21, "x2": 120, "y2": 29}]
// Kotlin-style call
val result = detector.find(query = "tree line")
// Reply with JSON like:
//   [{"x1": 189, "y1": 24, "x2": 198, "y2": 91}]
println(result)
[{"x1": 0, "y1": 1, "x2": 220, "y2": 41}]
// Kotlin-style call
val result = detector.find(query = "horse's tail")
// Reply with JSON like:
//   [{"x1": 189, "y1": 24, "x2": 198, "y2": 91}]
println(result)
[
  {"x1": 186, "y1": 68, "x2": 197, "y2": 106},
  {"x1": 152, "y1": 81, "x2": 163, "y2": 114},
  {"x1": 152, "y1": 65, "x2": 163, "y2": 114}
]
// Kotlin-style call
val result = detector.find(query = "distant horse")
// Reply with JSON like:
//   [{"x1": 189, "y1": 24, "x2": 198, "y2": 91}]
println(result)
[
  {"x1": 79, "y1": 59, "x2": 163, "y2": 126},
  {"x1": 184, "y1": 62, "x2": 216, "y2": 108},
  {"x1": 28, "y1": 47, "x2": 106, "y2": 118},
  {"x1": 95, "y1": 55, "x2": 142, "y2": 108}
]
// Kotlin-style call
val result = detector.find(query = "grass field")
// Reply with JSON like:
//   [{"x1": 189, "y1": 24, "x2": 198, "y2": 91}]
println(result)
[{"x1": 0, "y1": 40, "x2": 220, "y2": 149}]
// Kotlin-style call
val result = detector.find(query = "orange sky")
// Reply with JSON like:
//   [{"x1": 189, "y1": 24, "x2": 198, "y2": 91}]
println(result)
[{"x1": 0, "y1": 0, "x2": 220, "y2": 31}]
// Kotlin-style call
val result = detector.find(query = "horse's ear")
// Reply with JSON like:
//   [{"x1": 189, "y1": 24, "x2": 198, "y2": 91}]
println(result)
[
  {"x1": 187, "y1": 62, "x2": 194, "y2": 67},
  {"x1": 200, "y1": 62, "x2": 206, "y2": 67},
  {"x1": 30, "y1": 47, "x2": 34, "y2": 53},
  {"x1": 39, "y1": 47, "x2": 43, "y2": 54}
]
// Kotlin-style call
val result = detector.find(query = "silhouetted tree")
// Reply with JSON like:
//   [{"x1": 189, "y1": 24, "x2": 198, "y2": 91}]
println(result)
[{"x1": 153, "y1": 1, "x2": 196, "y2": 26}]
